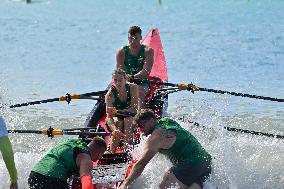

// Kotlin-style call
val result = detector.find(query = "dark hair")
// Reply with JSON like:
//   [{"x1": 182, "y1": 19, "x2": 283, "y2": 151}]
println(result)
[
  {"x1": 134, "y1": 109, "x2": 157, "y2": 124},
  {"x1": 112, "y1": 68, "x2": 126, "y2": 77},
  {"x1": 128, "y1": 26, "x2": 142, "y2": 36},
  {"x1": 92, "y1": 136, "x2": 107, "y2": 150}
]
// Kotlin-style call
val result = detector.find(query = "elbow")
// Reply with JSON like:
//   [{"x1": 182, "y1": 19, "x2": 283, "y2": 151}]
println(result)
[{"x1": 134, "y1": 161, "x2": 147, "y2": 171}]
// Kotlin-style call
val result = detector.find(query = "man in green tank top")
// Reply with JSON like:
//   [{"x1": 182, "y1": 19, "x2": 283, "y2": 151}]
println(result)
[
  {"x1": 28, "y1": 137, "x2": 107, "y2": 189},
  {"x1": 105, "y1": 69, "x2": 139, "y2": 153},
  {"x1": 118, "y1": 109, "x2": 212, "y2": 189},
  {"x1": 116, "y1": 26, "x2": 154, "y2": 108}
]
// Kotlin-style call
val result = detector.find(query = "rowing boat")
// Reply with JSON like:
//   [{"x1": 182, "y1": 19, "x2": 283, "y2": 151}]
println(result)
[{"x1": 70, "y1": 28, "x2": 168, "y2": 189}]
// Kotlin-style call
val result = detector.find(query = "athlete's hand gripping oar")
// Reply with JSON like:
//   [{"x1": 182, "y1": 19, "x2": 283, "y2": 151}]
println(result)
[
  {"x1": 133, "y1": 79, "x2": 284, "y2": 103},
  {"x1": 8, "y1": 126, "x2": 110, "y2": 138},
  {"x1": 111, "y1": 108, "x2": 136, "y2": 117},
  {"x1": 9, "y1": 90, "x2": 107, "y2": 108}
]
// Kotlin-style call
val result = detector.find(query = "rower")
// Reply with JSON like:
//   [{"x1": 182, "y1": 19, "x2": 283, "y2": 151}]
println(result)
[
  {"x1": 0, "y1": 116, "x2": 18, "y2": 189},
  {"x1": 105, "y1": 69, "x2": 139, "y2": 153},
  {"x1": 118, "y1": 109, "x2": 212, "y2": 189},
  {"x1": 28, "y1": 137, "x2": 107, "y2": 189},
  {"x1": 116, "y1": 26, "x2": 154, "y2": 108}
]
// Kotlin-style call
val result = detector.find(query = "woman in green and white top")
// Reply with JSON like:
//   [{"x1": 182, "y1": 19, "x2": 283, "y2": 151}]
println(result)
[{"x1": 0, "y1": 116, "x2": 18, "y2": 189}]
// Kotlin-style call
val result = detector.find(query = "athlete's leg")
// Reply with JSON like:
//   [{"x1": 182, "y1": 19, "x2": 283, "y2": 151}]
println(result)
[
  {"x1": 137, "y1": 85, "x2": 150, "y2": 109},
  {"x1": 123, "y1": 117, "x2": 134, "y2": 145},
  {"x1": 159, "y1": 170, "x2": 189, "y2": 189},
  {"x1": 108, "y1": 119, "x2": 124, "y2": 153},
  {"x1": 161, "y1": 162, "x2": 211, "y2": 189}
]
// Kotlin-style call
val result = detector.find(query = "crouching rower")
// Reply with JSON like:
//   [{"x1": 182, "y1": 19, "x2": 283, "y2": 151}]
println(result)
[
  {"x1": 118, "y1": 109, "x2": 212, "y2": 189},
  {"x1": 0, "y1": 116, "x2": 18, "y2": 189},
  {"x1": 28, "y1": 137, "x2": 107, "y2": 189}
]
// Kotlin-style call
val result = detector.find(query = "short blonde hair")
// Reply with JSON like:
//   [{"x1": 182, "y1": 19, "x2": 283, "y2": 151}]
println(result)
[
  {"x1": 112, "y1": 68, "x2": 126, "y2": 78},
  {"x1": 134, "y1": 109, "x2": 157, "y2": 125}
]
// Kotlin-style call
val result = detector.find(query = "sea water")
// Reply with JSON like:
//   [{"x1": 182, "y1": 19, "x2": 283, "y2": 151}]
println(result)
[{"x1": 0, "y1": 0, "x2": 283, "y2": 188}]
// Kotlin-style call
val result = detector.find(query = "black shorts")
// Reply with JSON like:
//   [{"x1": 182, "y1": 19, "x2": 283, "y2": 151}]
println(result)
[
  {"x1": 28, "y1": 171, "x2": 69, "y2": 189},
  {"x1": 170, "y1": 161, "x2": 212, "y2": 187}
]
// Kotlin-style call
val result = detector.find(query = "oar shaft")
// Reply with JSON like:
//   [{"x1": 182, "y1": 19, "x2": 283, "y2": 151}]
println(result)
[
  {"x1": 224, "y1": 127, "x2": 284, "y2": 140},
  {"x1": 180, "y1": 118, "x2": 284, "y2": 140},
  {"x1": 8, "y1": 129, "x2": 110, "y2": 137},
  {"x1": 9, "y1": 98, "x2": 60, "y2": 108},
  {"x1": 199, "y1": 88, "x2": 284, "y2": 102},
  {"x1": 132, "y1": 78, "x2": 283, "y2": 103},
  {"x1": 63, "y1": 131, "x2": 110, "y2": 136},
  {"x1": 80, "y1": 90, "x2": 108, "y2": 97},
  {"x1": 8, "y1": 130, "x2": 42, "y2": 134},
  {"x1": 9, "y1": 90, "x2": 107, "y2": 108}
]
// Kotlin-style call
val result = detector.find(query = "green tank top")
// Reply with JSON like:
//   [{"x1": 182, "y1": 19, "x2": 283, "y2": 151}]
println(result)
[
  {"x1": 123, "y1": 45, "x2": 146, "y2": 76},
  {"x1": 111, "y1": 84, "x2": 132, "y2": 110},
  {"x1": 32, "y1": 139, "x2": 90, "y2": 181},
  {"x1": 155, "y1": 118, "x2": 211, "y2": 164}
]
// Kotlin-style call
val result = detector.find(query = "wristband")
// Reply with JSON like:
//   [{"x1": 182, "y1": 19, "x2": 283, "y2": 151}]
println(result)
[{"x1": 81, "y1": 175, "x2": 93, "y2": 189}]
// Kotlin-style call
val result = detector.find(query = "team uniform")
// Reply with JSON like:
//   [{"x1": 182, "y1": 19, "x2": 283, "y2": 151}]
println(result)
[
  {"x1": 123, "y1": 45, "x2": 150, "y2": 90},
  {"x1": 155, "y1": 118, "x2": 212, "y2": 187},
  {"x1": 28, "y1": 139, "x2": 90, "y2": 189}
]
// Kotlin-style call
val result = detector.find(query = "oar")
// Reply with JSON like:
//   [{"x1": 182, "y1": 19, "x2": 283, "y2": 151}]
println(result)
[
  {"x1": 224, "y1": 127, "x2": 284, "y2": 140},
  {"x1": 132, "y1": 79, "x2": 284, "y2": 102},
  {"x1": 9, "y1": 90, "x2": 107, "y2": 108},
  {"x1": 177, "y1": 117, "x2": 284, "y2": 140},
  {"x1": 110, "y1": 109, "x2": 284, "y2": 140},
  {"x1": 165, "y1": 83, "x2": 283, "y2": 102},
  {"x1": 8, "y1": 126, "x2": 110, "y2": 138}
]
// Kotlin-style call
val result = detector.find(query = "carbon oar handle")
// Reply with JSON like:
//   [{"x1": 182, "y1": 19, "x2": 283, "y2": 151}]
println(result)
[
  {"x1": 111, "y1": 109, "x2": 136, "y2": 117},
  {"x1": 63, "y1": 131, "x2": 110, "y2": 136}
]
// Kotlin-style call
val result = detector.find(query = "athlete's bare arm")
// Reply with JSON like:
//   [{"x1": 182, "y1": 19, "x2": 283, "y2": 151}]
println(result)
[
  {"x1": 76, "y1": 153, "x2": 93, "y2": 177},
  {"x1": 118, "y1": 129, "x2": 162, "y2": 189},
  {"x1": 105, "y1": 91, "x2": 117, "y2": 132},
  {"x1": 124, "y1": 83, "x2": 139, "y2": 113},
  {"x1": 76, "y1": 153, "x2": 94, "y2": 189},
  {"x1": 116, "y1": 48, "x2": 125, "y2": 70}
]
